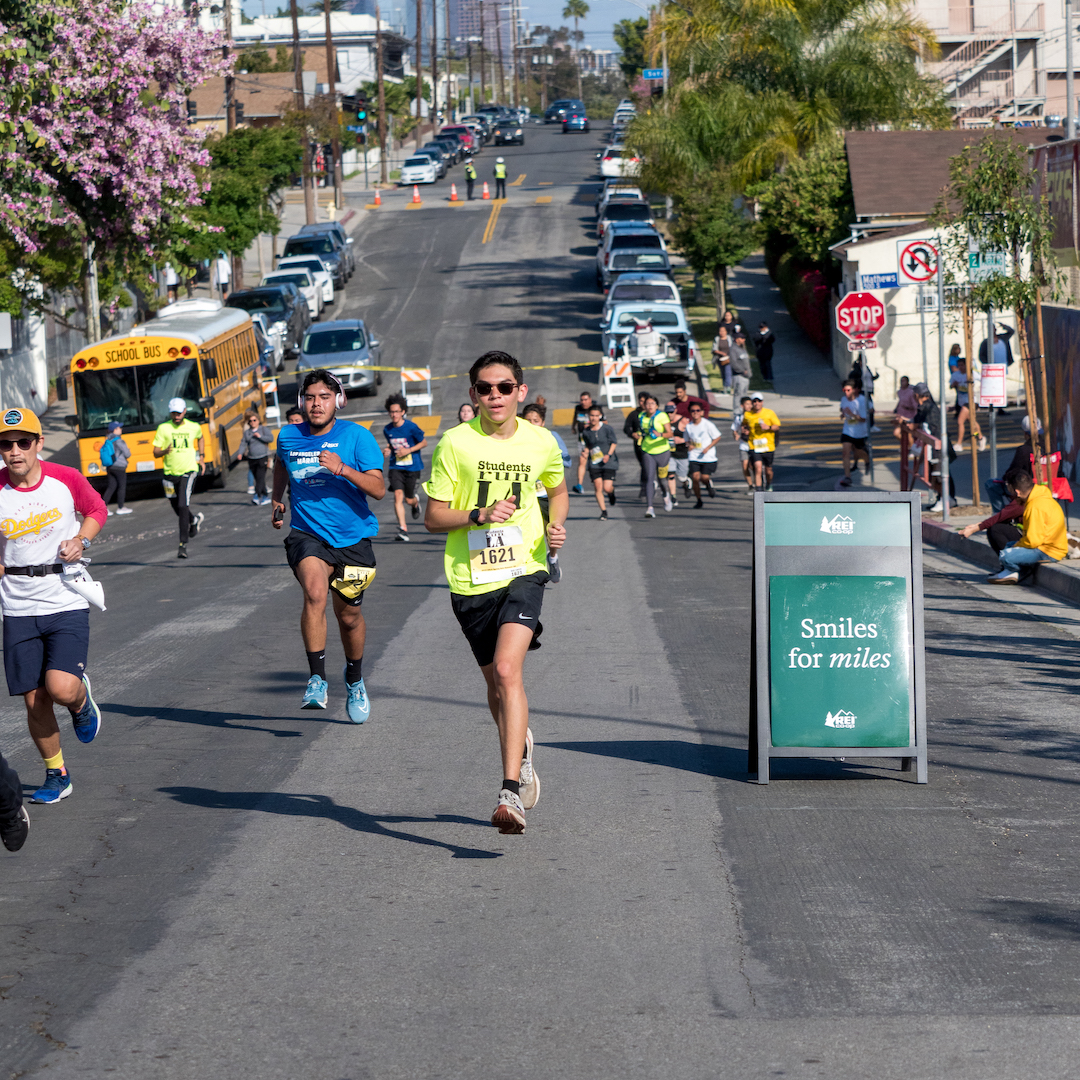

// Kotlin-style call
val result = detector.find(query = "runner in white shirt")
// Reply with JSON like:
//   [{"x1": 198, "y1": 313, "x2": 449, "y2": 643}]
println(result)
[
  {"x1": 839, "y1": 380, "x2": 869, "y2": 487},
  {"x1": 0, "y1": 409, "x2": 107, "y2": 804},
  {"x1": 685, "y1": 403, "x2": 722, "y2": 508},
  {"x1": 732, "y1": 394, "x2": 753, "y2": 495}
]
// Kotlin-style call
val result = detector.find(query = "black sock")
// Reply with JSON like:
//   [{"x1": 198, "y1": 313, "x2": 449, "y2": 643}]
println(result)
[
  {"x1": 502, "y1": 778, "x2": 520, "y2": 796},
  {"x1": 307, "y1": 650, "x2": 326, "y2": 679},
  {"x1": 345, "y1": 657, "x2": 363, "y2": 683}
]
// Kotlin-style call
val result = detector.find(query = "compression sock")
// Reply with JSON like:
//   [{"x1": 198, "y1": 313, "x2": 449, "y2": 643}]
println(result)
[
  {"x1": 307, "y1": 651, "x2": 327, "y2": 679},
  {"x1": 345, "y1": 657, "x2": 363, "y2": 683},
  {"x1": 43, "y1": 751, "x2": 64, "y2": 771},
  {"x1": 502, "y1": 778, "x2": 520, "y2": 796}
]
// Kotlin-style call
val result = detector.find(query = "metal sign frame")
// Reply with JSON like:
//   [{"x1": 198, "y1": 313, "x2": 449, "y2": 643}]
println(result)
[{"x1": 749, "y1": 491, "x2": 927, "y2": 784}]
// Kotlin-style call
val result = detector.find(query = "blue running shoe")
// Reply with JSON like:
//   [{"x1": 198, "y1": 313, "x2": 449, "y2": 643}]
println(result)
[
  {"x1": 71, "y1": 674, "x2": 101, "y2": 744},
  {"x1": 31, "y1": 768, "x2": 72, "y2": 804},
  {"x1": 344, "y1": 669, "x2": 370, "y2": 724},
  {"x1": 301, "y1": 674, "x2": 328, "y2": 710}
]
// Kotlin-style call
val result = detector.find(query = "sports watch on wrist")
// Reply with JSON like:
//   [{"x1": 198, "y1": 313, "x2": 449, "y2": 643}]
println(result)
[
  {"x1": 79, "y1": 536, "x2": 91, "y2": 549},
  {"x1": 469, "y1": 508, "x2": 482, "y2": 526}
]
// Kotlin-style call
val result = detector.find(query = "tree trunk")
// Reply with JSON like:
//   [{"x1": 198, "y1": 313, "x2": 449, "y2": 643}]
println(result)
[
  {"x1": 712, "y1": 266, "x2": 726, "y2": 327},
  {"x1": 84, "y1": 241, "x2": 101, "y2": 344}
]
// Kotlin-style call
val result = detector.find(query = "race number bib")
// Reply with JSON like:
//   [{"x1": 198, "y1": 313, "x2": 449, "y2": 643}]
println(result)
[
  {"x1": 590, "y1": 446, "x2": 604, "y2": 464},
  {"x1": 390, "y1": 438, "x2": 413, "y2": 467},
  {"x1": 752, "y1": 435, "x2": 770, "y2": 452},
  {"x1": 468, "y1": 525, "x2": 526, "y2": 586}
]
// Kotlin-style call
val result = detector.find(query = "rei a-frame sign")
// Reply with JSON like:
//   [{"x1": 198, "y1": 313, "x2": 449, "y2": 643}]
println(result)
[{"x1": 749, "y1": 492, "x2": 927, "y2": 783}]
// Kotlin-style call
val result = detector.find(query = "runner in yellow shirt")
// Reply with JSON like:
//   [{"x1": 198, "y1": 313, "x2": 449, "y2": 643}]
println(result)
[
  {"x1": 424, "y1": 350, "x2": 568, "y2": 834},
  {"x1": 153, "y1": 397, "x2": 206, "y2": 558},
  {"x1": 745, "y1": 391, "x2": 781, "y2": 491}
]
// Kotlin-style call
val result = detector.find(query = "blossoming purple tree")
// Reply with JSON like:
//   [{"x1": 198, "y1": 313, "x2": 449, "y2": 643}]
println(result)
[{"x1": 0, "y1": 0, "x2": 230, "y2": 337}]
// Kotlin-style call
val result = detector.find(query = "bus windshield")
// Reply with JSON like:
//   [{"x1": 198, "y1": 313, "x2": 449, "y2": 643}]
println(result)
[{"x1": 74, "y1": 358, "x2": 205, "y2": 432}]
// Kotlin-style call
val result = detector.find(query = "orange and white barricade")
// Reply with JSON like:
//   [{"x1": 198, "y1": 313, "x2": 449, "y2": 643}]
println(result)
[
  {"x1": 261, "y1": 379, "x2": 282, "y2": 425},
  {"x1": 602, "y1": 357, "x2": 635, "y2": 410},
  {"x1": 400, "y1": 367, "x2": 433, "y2": 415}
]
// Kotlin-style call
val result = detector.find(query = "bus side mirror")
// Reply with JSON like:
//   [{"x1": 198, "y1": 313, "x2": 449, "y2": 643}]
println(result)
[
  {"x1": 202, "y1": 356, "x2": 218, "y2": 380},
  {"x1": 64, "y1": 414, "x2": 78, "y2": 432},
  {"x1": 56, "y1": 377, "x2": 68, "y2": 402},
  {"x1": 199, "y1": 396, "x2": 215, "y2": 410}
]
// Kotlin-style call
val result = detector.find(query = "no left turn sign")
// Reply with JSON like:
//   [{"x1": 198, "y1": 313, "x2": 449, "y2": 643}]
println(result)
[{"x1": 897, "y1": 240, "x2": 939, "y2": 284}]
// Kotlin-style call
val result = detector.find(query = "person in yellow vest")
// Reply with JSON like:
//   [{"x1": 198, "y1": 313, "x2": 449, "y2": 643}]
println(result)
[
  {"x1": 464, "y1": 156, "x2": 478, "y2": 200},
  {"x1": 745, "y1": 391, "x2": 781, "y2": 491},
  {"x1": 493, "y1": 156, "x2": 507, "y2": 199},
  {"x1": 986, "y1": 468, "x2": 1067, "y2": 585}
]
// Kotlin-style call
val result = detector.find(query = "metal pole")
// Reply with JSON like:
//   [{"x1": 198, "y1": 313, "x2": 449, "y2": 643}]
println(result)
[
  {"x1": 467, "y1": 39, "x2": 474, "y2": 114},
  {"x1": 494, "y1": 1, "x2": 506, "y2": 103},
  {"x1": 1068, "y1": 0, "x2": 1076, "y2": 140},
  {"x1": 291, "y1": 0, "x2": 316, "y2": 225},
  {"x1": 479, "y1": 2, "x2": 486, "y2": 104},
  {"x1": 988, "y1": 304, "x2": 997, "y2": 478},
  {"x1": 919, "y1": 284, "x2": 928, "y2": 385},
  {"x1": 377, "y1": 1, "x2": 388, "y2": 185},
  {"x1": 224, "y1": 2, "x2": 235, "y2": 133},
  {"x1": 937, "y1": 245, "x2": 949, "y2": 523},
  {"x1": 430, "y1": 0, "x2": 438, "y2": 124},
  {"x1": 445, "y1": 0, "x2": 453, "y2": 120},
  {"x1": 415, "y1": 0, "x2": 423, "y2": 148},
  {"x1": 325, "y1": 0, "x2": 344, "y2": 211}
]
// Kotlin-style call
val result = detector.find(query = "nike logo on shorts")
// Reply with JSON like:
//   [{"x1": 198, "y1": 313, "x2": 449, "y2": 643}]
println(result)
[{"x1": 518, "y1": 614, "x2": 534, "y2": 620}]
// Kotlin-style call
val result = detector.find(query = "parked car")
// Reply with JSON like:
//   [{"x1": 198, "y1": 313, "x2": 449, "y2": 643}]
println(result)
[
  {"x1": 425, "y1": 137, "x2": 460, "y2": 165},
  {"x1": 421, "y1": 141, "x2": 454, "y2": 172},
  {"x1": 399, "y1": 154, "x2": 439, "y2": 185},
  {"x1": 413, "y1": 148, "x2": 446, "y2": 177},
  {"x1": 597, "y1": 231, "x2": 669, "y2": 290},
  {"x1": 596, "y1": 180, "x2": 644, "y2": 213},
  {"x1": 596, "y1": 190, "x2": 646, "y2": 223},
  {"x1": 226, "y1": 287, "x2": 308, "y2": 356},
  {"x1": 435, "y1": 132, "x2": 465, "y2": 161},
  {"x1": 613, "y1": 109, "x2": 636, "y2": 127},
  {"x1": 597, "y1": 199, "x2": 656, "y2": 239},
  {"x1": 544, "y1": 98, "x2": 584, "y2": 123},
  {"x1": 276, "y1": 255, "x2": 334, "y2": 305},
  {"x1": 601, "y1": 273, "x2": 682, "y2": 322},
  {"x1": 599, "y1": 144, "x2": 641, "y2": 178},
  {"x1": 600, "y1": 303, "x2": 697, "y2": 377},
  {"x1": 297, "y1": 319, "x2": 383, "y2": 396},
  {"x1": 296, "y1": 222, "x2": 355, "y2": 278},
  {"x1": 249, "y1": 311, "x2": 286, "y2": 371},
  {"x1": 562, "y1": 112, "x2": 590, "y2": 133},
  {"x1": 461, "y1": 114, "x2": 491, "y2": 141},
  {"x1": 493, "y1": 119, "x2": 525, "y2": 145},
  {"x1": 281, "y1": 233, "x2": 344, "y2": 289},
  {"x1": 440, "y1": 124, "x2": 477, "y2": 152},
  {"x1": 261, "y1": 269, "x2": 321, "y2": 320}
]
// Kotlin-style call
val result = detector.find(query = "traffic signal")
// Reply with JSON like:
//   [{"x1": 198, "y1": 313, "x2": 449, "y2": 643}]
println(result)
[
  {"x1": 234, "y1": 100, "x2": 244, "y2": 122},
  {"x1": 356, "y1": 94, "x2": 368, "y2": 121},
  {"x1": 186, "y1": 99, "x2": 197, "y2": 120}
]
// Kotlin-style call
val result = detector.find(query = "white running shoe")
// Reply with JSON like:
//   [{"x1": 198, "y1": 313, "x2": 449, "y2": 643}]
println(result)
[
  {"x1": 663, "y1": 491, "x2": 673, "y2": 512},
  {"x1": 645, "y1": 507, "x2": 655, "y2": 518},
  {"x1": 491, "y1": 788, "x2": 526, "y2": 834},
  {"x1": 519, "y1": 728, "x2": 539, "y2": 810},
  {"x1": 115, "y1": 507, "x2": 133, "y2": 515}
]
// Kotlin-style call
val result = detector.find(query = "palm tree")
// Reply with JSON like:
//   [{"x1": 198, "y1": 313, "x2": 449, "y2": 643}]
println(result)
[{"x1": 562, "y1": 0, "x2": 589, "y2": 101}]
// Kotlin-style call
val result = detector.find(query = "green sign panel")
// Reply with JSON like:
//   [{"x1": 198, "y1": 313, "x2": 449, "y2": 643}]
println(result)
[
  {"x1": 764, "y1": 502, "x2": 911, "y2": 548},
  {"x1": 769, "y1": 576, "x2": 911, "y2": 747}
]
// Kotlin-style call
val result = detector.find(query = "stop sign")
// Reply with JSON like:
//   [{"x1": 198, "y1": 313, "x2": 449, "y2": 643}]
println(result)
[{"x1": 835, "y1": 291, "x2": 886, "y2": 349}]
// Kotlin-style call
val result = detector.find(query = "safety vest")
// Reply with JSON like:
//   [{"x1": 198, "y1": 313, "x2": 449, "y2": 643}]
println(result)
[
  {"x1": 494, "y1": 162, "x2": 507, "y2": 179},
  {"x1": 465, "y1": 162, "x2": 477, "y2": 180}
]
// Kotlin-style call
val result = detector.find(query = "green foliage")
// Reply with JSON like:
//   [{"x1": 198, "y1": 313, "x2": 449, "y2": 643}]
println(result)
[
  {"x1": 933, "y1": 137, "x2": 1061, "y2": 315},
  {"x1": 613, "y1": 17, "x2": 648, "y2": 86},
  {"x1": 237, "y1": 44, "x2": 294, "y2": 73},
  {"x1": 750, "y1": 140, "x2": 854, "y2": 265},
  {"x1": 581, "y1": 72, "x2": 624, "y2": 116}
]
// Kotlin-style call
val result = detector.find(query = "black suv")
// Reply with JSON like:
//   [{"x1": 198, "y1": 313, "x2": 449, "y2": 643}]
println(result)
[
  {"x1": 545, "y1": 99, "x2": 584, "y2": 123},
  {"x1": 226, "y1": 287, "x2": 309, "y2": 357}
]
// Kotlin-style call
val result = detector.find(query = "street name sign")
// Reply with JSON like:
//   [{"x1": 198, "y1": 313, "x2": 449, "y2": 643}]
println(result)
[
  {"x1": 897, "y1": 240, "x2": 939, "y2": 284},
  {"x1": 642, "y1": 68, "x2": 665, "y2": 79},
  {"x1": 749, "y1": 492, "x2": 927, "y2": 784},
  {"x1": 968, "y1": 250, "x2": 1007, "y2": 282},
  {"x1": 859, "y1": 272, "x2": 898, "y2": 291},
  {"x1": 835, "y1": 291, "x2": 886, "y2": 352}
]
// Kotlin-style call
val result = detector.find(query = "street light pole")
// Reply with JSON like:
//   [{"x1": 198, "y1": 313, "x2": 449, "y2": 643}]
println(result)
[
  {"x1": 1067, "y1": 0, "x2": 1076, "y2": 140},
  {"x1": 377, "y1": 1, "x2": 388, "y2": 185},
  {"x1": 415, "y1": 0, "x2": 423, "y2": 148},
  {"x1": 324, "y1": 0, "x2": 343, "y2": 212}
]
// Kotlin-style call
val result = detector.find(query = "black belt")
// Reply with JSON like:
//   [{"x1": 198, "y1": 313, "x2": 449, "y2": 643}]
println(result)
[{"x1": 5, "y1": 564, "x2": 64, "y2": 577}]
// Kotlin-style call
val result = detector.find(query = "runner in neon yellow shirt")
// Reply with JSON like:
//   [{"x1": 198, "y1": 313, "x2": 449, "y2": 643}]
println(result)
[
  {"x1": 424, "y1": 350, "x2": 568, "y2": 834},
  {"x1": 153, "y1": 397, "x2": 206, "y2": 558},
  {"x1": 745, "y1": 391, "x2": 781, "y2": 491}
]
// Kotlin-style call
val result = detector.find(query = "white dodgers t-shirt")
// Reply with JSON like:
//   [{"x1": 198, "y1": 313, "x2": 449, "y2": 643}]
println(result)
[
  {"x1": 0, "y1": 461, "x2": 108, "y2": 616},
  {"x1": 686, "y1": 419, "x2": 721, "y2": 462},
  {"x1": 840, "y1": 394, "x2": 869, "y2": 439}
]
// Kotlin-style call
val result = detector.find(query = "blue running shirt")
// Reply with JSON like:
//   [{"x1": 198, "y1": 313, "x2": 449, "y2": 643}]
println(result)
[{"x1": 277, "y1": 419, "x2": 384, "y2": 545}]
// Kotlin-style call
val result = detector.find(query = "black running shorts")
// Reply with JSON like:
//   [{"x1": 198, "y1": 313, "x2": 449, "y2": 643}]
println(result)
[
  {"x1": 588, "y1": 466, "x2": 617, "y2": 481},
  {"x1": 689, "y1": 460, "x2": 717, "y2": 475},
  {"x1": 388, "y1": 469, "x2": 420, "y2": 497},
  {"x1": 3, "y1": 609, "x2": 90, "y2": 696},
  {"x1": 748, "y1": 450, "x2": 774, "y2": 466},
  {"x1": 450, "y1": 570, "x2": 548, "y2": 667},
  {"x1": 284, "y1": 530, "x2": 376, "y2": 607}
]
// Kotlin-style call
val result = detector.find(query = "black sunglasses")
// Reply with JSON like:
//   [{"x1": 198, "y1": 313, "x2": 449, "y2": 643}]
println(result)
[
  {"x1": 0, "y1": 437, "x2": 36, "y2": 451},
  {"x1": 473, "y1": 380, "x2": 518, "y2": 397}
]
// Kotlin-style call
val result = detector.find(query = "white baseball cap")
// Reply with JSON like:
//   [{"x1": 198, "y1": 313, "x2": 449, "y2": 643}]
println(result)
[
  {"x1": 168, "y1": 397, "x2": 187, "y2": 414},
  {"x1": 496, "y1": 156, "x2": 504, "y2": 162},
  {"x1": 750, "y1": 391, "x2": 764, "y2": 401}
]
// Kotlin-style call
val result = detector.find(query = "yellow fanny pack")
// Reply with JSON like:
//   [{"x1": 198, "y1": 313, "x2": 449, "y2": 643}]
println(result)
[{"x1": 329, "y1": 564, "x2": 377, "y2": 601}]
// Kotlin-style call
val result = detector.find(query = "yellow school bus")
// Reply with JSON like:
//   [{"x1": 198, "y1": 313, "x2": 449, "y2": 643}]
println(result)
[{"x1": 68, "y1": 300, "x2": 267, "y2": 487}]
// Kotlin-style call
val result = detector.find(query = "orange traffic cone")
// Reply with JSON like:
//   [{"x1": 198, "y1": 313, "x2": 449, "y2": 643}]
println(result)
[
  {"x1": 373, "y1": 188, "x2": 381, "y2": 206},
  {"x1": 482, "y1": 181, "x2": 490, "y2": 200},
  {"x1": 450, "y1": 183, "x2": 459, "y2": 202},
  {"x1": 412, "y1": 185, "x2": 421, "y2": 204}
]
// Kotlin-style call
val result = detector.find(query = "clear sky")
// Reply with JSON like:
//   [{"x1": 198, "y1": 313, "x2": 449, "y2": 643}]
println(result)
[{"x1": 239, "y1": 0, "x2": 648, "y2": 54}]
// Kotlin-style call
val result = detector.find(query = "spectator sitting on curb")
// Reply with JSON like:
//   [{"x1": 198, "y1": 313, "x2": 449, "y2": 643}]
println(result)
[
  {"x1": 986, "y1": 469, "x2": 1067, "y2": 585},
  {"x1": 985, "y1": 414, "x2": 1038, "y2": 512},
  {"x1": 958, "y1": 494, "x2": 1025, "y2": 555}
]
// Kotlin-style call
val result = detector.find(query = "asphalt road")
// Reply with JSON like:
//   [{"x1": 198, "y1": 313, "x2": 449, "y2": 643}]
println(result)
[{"x1": 4, "y1": 124, "x2": 1080, "y2": 1079}]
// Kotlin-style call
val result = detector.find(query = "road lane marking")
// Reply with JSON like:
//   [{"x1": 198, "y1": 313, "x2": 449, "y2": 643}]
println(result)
[
  {"x1": 538, "y1": 181, "x2": 553, "y2": 186},
  {"x1": 535, "y1": 196, "x2": 552, "y2": 204},
  {"x1": 509, "y1": 173, "x2": 526, "y2": 186},
  {"x1": 481, "y1": 199, "x2": 505, "y2": 243}
]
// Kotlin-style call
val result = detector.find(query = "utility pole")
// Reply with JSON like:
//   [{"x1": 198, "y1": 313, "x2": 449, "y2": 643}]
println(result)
[
  {"x1": 479, "y1": 2, "x2": 486, "y2": 104},
  {"x1": 324, "y1": 0, "x2": 343, "y2": 212},
  {"x1": 291, "y1": 0, "x2": 316, "y2": 225},
  {"x1": 465, "y1": 38, "x2": 474, "y2": 113},
  {"x1": 509, "y1": 1, "x2": 520, "y2": 108},
  {"x1": 936, "y1": 237, "x2": 949, "y2": 524},
  {"x1": 224, "y1": 0, "x2": 235, "y2": 133},
  {"x1": 430, "y1": 0, "x2": 438, "y2": 125},
  {"x1": 415, "y1": 0, "x2": 423, "y2": 147},
  {"x1": 494, "y1": 0, "x2": 506, "y2": 103},
  {"x1": 1067, "y1": 0, "x2": 1076, "y2": 140},
  {"x1": 377, "y1": 2, "x2": 388, "y2": 184},
  {"x1": 445, "y1": 0, "x2": 452, "y2": 120}
]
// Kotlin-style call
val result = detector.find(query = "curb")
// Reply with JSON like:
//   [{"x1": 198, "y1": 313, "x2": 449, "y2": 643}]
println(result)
[{"x1": 921, "y1": 517, "x2": 1080, "y2": 606}]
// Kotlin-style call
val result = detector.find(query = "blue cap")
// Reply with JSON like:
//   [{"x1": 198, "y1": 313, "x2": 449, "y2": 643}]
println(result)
[{"x1": 108, "y1": 421, "x2": 121, "y2": 432}]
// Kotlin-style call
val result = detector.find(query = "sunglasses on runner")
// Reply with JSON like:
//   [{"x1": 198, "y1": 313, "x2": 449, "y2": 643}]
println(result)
[
  {"x1": 473, "y1": 380, "x2": 518, "y2": 397},
  {"x1": 0, "y1": 437, "x2": 36, "y2": 451}
]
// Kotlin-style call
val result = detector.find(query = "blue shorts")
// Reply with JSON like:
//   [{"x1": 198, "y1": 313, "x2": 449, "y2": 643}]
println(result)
[{"x1": 3, "y1": 609, "x2": 90, "y2": 696}]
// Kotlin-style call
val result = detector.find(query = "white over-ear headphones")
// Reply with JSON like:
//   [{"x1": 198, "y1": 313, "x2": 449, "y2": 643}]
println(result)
[{"x1": 298, "y1": 371, "x2": 347, "y2": 411}]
